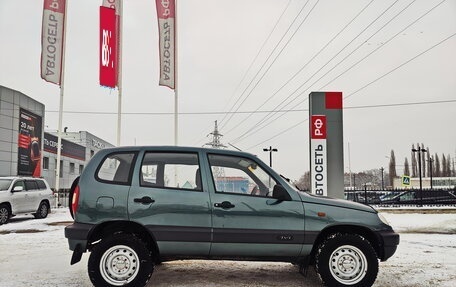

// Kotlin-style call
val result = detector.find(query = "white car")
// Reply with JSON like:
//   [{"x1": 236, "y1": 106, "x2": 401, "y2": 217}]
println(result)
[{"x1": 0, "y1": 177, "x2": 53, "y2": 225}]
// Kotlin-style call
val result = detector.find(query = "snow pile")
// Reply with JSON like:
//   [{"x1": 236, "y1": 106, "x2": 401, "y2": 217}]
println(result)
[{"x1": 381, "y1": 212, "x2": 456, "y2": 234}]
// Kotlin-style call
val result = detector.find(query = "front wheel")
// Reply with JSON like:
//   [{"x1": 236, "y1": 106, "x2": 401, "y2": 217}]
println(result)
[
  {"x1": 88, "y1": 233, "x2": 154, "y2": 287},
  {"x1": 315, "y1": 233, "x2": 378, "y2": 287}
]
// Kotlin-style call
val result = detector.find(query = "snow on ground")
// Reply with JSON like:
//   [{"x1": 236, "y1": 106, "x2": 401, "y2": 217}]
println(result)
[{"x1": 0, "y1": 208, "x2": 455, "y2": 287}]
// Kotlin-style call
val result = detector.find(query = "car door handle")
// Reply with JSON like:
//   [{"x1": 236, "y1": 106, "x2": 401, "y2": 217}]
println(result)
[
  {"x1": 214, "y1": 201, "x2": 235, "y2": 209},
  {"x1": 134, "y1": 196, "x2": 155, "y2": 204}
]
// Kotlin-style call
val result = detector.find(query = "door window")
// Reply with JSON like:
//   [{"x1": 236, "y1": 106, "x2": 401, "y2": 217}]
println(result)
[
  {"x1": 25, "y1": 180, "x2": 39, "y2": 191},
  {"x1": 141, "y1": 152, "x2": 202, "y2": 191},
  {"x1": 96, "y1": 152, "x2": 137, "y2": 184},
  {"x1": 208, "y1": 154, "x2": 277, "y2": 197}
]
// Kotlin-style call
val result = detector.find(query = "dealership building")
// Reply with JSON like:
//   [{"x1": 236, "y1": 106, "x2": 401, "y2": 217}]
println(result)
[{"x1": 0, "y1": 85, "x2": 114, "y2": 189}]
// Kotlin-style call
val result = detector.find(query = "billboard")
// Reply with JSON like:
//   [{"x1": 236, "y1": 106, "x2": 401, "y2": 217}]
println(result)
[
  {"x1": 17, "y1": 109, "x2": 43, "y2": 177},
  {"x1": 156, "y1": 0, "x2": 175, "y2": 89},
  {"x1": 100, "y1": 6, "x2": 117, "y2": 87},
  {"x1": 310, "y1": 115, "x2": 327, "y2": 196}
]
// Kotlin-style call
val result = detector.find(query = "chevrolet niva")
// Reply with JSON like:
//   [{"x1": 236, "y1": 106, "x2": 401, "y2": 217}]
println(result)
[
  {"x1": 65, "y1": 146, "x2": 399, "y2": 287},
  {"x1": 0, "y1": 176, "x2": 52, "y2": 224}
]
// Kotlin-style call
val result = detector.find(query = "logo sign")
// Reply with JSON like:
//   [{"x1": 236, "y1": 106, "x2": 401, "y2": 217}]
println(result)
[
  {"x1": 156, "y1": 0, "x2": 175, "y2": 89},
  {"x1": 100, "y1": 6, "x2": 117, "y2": 88},
  {"x1": 41, "y1": 0, "x2": 66, "y2": 85},
  {"x1": 402, "y1": 175, "x2": 411, "y2": 186},
  {"x1": 310, "y1": 115, "x2": 327, "y2": 196}
]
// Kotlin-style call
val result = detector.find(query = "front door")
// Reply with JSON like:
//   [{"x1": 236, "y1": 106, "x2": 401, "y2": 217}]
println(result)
[
  {"x1": 128, "y1": 150, "x2": 212, "y2": 258},
  {"x1": 206, "y1": 153, "x2": 305, "y2": 258}
]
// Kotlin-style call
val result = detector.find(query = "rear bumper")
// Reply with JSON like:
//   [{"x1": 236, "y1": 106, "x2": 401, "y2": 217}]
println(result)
[
  {"x1": 377, "y1": 230, "x2": 400, "y2": 261},
  {"x1": 64, "y1": 222, "x2": 93, "y2": 251}
]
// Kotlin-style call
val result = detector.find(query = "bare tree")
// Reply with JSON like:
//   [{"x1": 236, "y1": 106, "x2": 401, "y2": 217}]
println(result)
[
  {"x1": 442, "y1": 154, "x2": 447, "y2": 177},
  {"x1": 435, "y1": 153, "x2": 441, "y2": 177},
  {"x1": 295, "y1": 171, "x2": 310, "y2": 191}
]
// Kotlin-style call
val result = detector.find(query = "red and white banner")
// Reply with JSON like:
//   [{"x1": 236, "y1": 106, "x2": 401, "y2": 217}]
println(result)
[
  {"x1": 41, "y1": 0, "x2": 66, "y2": 85},
  {"x1": 156, "y1": 0, "x2": 175, "y2": 89},
  {"x1": 100, "y1": 6, "x2": 117, "y2": 87},
  {"x1": 310, "y1": 115, "x2": 327, "y2": 196}
]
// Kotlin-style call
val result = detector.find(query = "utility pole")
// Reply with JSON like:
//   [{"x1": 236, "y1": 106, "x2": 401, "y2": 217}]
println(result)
[
  {"x1": 263, "y1": 146, "x2": 278, "y2": 167},
  {"x1": 412, "y1": 147, "x2": 427, "y2": 206},
  {"x1": 204, "y1": 120, "x2": 226, "y2": 149}
]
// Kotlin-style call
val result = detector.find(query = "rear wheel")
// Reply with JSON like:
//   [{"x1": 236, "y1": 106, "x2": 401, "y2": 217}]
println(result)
[
  {"x1": 88, "y1": 233, "x2": 154, "y2": 287},
  {"x1": 34, "y1": 201, "x2": 49, "y2": 219},
  {"x1": 0, "y1": 204, "x2": 10, "y2": 225},
  {"x1": 315, "y1": 233, "x2": 378, "y2": 287}
]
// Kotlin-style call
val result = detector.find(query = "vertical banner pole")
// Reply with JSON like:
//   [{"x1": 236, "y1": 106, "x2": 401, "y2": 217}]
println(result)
[
  {"x1": 117, "y1": 0, "x2": 123, "y2": 147},
  {"x1": 55, "y1": 0, "x2": 68, "y2": 208},
  {"x1": 174, "y1": 0, "x2": 178, "y2": 146}
]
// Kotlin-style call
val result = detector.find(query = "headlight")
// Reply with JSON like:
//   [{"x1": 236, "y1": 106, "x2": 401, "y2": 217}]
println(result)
[{"x1": 378, "y1": 213, "x2": 390, "y2": 226}]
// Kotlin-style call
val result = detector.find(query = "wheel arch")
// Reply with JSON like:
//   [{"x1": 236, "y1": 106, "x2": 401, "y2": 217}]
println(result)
[
  {"x1": 87, "y1": 220, "x2": 160, "y2": 262},
  {"x1": 309, "y1": 224, "x2": 381, "y2": 264}
]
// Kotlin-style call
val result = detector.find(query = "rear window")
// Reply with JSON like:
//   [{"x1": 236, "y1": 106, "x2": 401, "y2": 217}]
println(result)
[
  {"x1": 96, "y1": 152, "x2": 137, "y2": 185},
  {"x1": 36, "y1": 180, "x2": 47, "y2": 190}
]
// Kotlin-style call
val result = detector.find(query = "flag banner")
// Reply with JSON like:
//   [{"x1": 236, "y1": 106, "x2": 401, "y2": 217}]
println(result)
[
  {"x1": 100, "y1": 6, "x2": 117, "y2": 88},
  {"x1": 310, "y1": 115, "x2": 327, "y2": 196},
  {"x1": 156, "y1": 0, "x2": 175, "y2": 89},
  {"x1": 41, "y1": 0, "x2": 66, "y2": 85},
  {"x1": 102, "y1": 0, "x2": 121, "y2": 87}
]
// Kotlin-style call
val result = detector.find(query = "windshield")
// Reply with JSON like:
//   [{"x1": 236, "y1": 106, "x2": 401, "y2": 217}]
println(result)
[{"x1": 0, "y1": 179, "x2": 13, "y2": 191}]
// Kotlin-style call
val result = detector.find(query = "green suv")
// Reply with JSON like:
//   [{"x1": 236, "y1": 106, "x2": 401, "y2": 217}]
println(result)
[{"x1": 65, "y1": 146, "x2": 399, "y2": 287}]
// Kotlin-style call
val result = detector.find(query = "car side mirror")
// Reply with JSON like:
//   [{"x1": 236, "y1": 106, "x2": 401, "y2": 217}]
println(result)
[
  {"x1": 13, "y1": 186, "x2": 24, "y2": 192},
  {"x1": 272, "y1": 185, "x2": 291, "y2": 202}
]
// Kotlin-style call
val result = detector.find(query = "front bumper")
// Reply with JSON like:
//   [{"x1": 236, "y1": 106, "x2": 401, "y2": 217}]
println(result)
[{"x1": 377, "y1": 230, "x2": 400, "y2": 261}]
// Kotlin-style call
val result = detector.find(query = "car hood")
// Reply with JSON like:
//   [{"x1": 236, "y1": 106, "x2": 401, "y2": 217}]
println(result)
[{"x1": 298, "y1": 192, "x2": 377, "y2": 213}]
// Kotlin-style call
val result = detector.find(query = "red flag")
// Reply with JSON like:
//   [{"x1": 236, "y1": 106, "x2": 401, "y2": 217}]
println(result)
[
  {"x1": 100, "y1": 6, "x2": 117, "y2": 88},
  {"x1": 41, "y1": 0, "x2": 66, "y2": 85},
  {"x1": 156, "y1": 0, "x2": 176, "y2": 89}
]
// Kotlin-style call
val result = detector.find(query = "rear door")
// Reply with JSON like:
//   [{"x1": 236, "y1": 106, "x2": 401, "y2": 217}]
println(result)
[
  {"x1": 24, "y1": 180, "x2": 40, "y2": 212},
  {"x1": 128, "y1": 150, "x2": 212, "y2": 257},
  {"x1": 10, "y1": 180, "x2": 28, "y2": 213},
  {"x1": 206, "y1": 153, "x2": 305, "y2": 258}
]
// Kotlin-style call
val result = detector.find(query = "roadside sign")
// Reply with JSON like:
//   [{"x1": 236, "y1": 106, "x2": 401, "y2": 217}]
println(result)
[{"x1": 402, "y1": 175, "x2": 411, "y2": 186}]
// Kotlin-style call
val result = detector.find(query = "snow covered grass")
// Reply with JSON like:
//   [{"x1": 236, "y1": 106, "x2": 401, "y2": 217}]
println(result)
[{"x1": 0, "y1": 208, "x2": 455, "y2": 287}]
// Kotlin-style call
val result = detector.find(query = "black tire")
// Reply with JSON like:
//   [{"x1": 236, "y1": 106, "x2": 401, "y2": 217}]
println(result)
[
  {"x1": 315, "y1": 233, "x2": 378, "y2": 287},
  {"x1": 0, "y1": 204, "x2": 10, "y2": 225},
  {"x1": 88, "y1": 233, "x2": 154, "y2": 287},
  {"x1": 34, "y1": 201, "x2": 50, "y2": 219}
]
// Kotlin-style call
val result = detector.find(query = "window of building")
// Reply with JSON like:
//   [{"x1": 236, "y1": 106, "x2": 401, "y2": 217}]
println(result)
[
  {"x1": 90, "y1": 150, "x2": 95, "y2": 158},
  {"x1": 43, "y1": 157, "x2": 49, "y2": 170},
  {"x1": 79, "y1": 164, "x2": 84, "y2": 175},
  {"x1": 70, "y1": 163, "x2": 75, "y2": 174}
]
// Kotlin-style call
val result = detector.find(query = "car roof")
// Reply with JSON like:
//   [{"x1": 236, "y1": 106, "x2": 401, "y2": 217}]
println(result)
[
  {"x1": 100, "y1": 146, "x2": 259, "y2": 158},
  {"x1": 0, "y1": 176, "x2": 46, "y2": 181}
]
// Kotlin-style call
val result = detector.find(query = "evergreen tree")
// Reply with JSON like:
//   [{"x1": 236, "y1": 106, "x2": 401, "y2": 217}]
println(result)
[
  {"x1": 404, "y1": 157, "x2": 410, "y2": 176},
  {"x1": 446, "y1": 154, "x2": 451, "y2": 177},
  {"x1": 411, "y1": 144, "x2": 417, "y2": 177},
  {"x1": 442, "y1": 154, "x2": 447, "y2": 177},
  {"x1": 426, "y1": 147, "x2": 431, "y2": 177},
  {"x1": 388, "y1": 150, "x2": 397, "y2": 188},
  {"x1": 421, "y1": 143, "x2": 426, "y2": 177}
]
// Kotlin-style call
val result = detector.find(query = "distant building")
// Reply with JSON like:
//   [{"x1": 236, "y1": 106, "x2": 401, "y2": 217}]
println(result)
[
  {"x1": 215, "y1": 176, "x2": 250, "y2": 194},
  {"x1": 0, "y1": 85, "x2": 114, "y2": 189}
]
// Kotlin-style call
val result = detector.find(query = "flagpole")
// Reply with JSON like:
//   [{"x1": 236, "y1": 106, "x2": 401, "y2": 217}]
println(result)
[
  {"x1": 174, "y1": 0, "x2": 178, "y2": 147},
  {"x1": 55, "y1": 0, "x2": 69, "y2": 208},
  {"x1": 117, "y1": 0, "x2": 123, "y2": 147}
]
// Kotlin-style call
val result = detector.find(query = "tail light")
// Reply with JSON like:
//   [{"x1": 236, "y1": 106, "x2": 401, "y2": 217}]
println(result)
[{"x1": 71, "y1": 185, "x2": 80, "y2": 216}]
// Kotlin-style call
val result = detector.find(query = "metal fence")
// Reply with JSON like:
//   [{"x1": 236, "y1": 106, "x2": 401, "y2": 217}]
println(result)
[{"x1": 344, "y1": 188, "x2": 456, "y2": 207}]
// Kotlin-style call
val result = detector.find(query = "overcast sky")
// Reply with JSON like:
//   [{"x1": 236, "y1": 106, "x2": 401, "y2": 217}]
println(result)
[{"x1": 1, "y1": 0, "x2": 455, "y2": 180}]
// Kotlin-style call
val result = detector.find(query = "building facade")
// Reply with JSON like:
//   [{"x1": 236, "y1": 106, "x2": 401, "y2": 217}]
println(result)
[{"x1": 0, "y1": 86, "x2": 114, "y2": 190}]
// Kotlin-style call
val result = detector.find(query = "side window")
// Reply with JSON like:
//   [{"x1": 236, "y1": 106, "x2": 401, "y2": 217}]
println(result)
[
  {"x1": 208, "y1": 154, "x2": 277, "y2": 197},
  {"x1": 12, "y1": 180, "x2": 25, "y2": 191},
  {"x1": 25, "y1": 180, "x2": 39, "y2": 191},
  {"x1": 141, "y1": 152, "x2": 201, "y2": 191},
  {"x1": 96, "y1": 152, "x2": 137, "y2": 184}
]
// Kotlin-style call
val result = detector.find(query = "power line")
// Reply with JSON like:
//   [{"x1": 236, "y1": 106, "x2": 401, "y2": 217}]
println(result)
[
  {"x1": 44, "y1": 99, "x2": 456, "y2": 116},
  {"x1": 230, "y1": 0, "x2": 403, "y2": 144},
  {"x1": 220, "y1": 0, "x2": 319, "y2": 131},
  {"x1": 218, "y1": 0, "x2": 292, "y2": 125},
  {"x1": 244, "y1": 32, "x2": 456, "y2": 150},
  {"x1": 222, "y1": 0, "x2": 375, "y2": 136}
]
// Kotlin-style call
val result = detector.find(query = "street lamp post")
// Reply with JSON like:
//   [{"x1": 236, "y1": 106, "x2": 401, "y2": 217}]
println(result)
[
  {"x1": 412, "y1": 147, "x2": 427, "y2": 206},
  {"x1": 263, "y1": 146, "x2": 278, "y2": 168}
]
